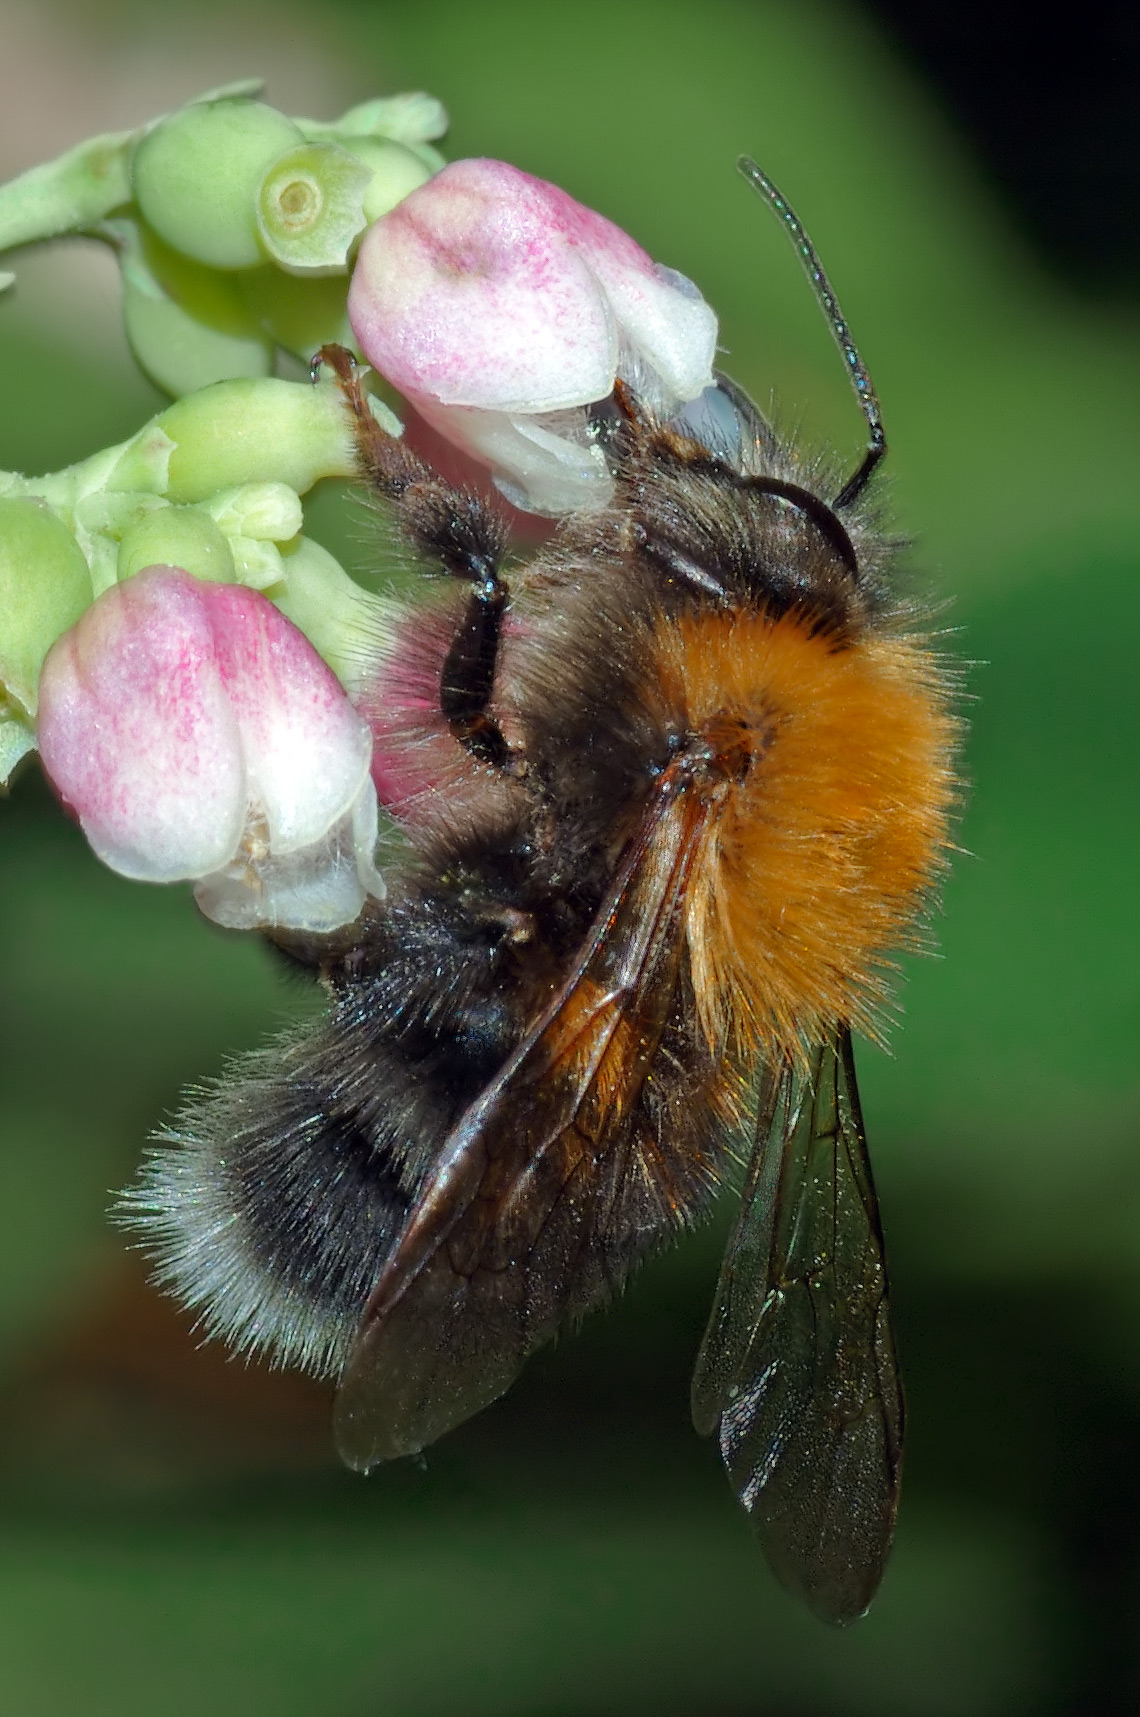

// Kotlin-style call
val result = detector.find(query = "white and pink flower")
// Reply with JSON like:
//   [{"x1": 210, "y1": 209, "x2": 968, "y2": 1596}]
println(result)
[
  {"x1": 348, "y1": 158, "x2": 718, "y2": 513},
  {"x1": 37, "y1": 566, "x2": 384, "y2": 931}
]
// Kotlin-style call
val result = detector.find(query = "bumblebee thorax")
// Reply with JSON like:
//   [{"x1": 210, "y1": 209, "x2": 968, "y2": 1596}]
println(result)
[{"x1": 653, "y1": 606, "x2": 958, "y2": 1061}]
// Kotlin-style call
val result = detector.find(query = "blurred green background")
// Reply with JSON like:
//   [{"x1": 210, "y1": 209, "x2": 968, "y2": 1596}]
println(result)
[{"x1": 2, "y1": 1, "x2": 1139, "y2": 1712}]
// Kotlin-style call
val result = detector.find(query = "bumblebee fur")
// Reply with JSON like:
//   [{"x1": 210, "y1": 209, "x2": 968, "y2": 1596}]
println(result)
[
  {"x1": 126, "y1": 356, "x2": 956, "y2": 1381},
  {"x1": 123, "y1": 163, "x2": 961, "y2": 1623}
]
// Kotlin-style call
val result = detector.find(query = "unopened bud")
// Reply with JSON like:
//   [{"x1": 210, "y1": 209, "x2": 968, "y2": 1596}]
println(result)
[
  {"x1": 296, "y1": 92, "x2": 448, "y2": 148},
  {"x1": 203, "y1": 482, "x2": 303, "y2": 543},
  {"x1": 132, "y1": 98, "x2": 303, "y2": 270},
  {"x1": 257, "y1": 143, "x2": 372, "y2": 275},
  {"x1": 236, "y1": 266, "x2": 354, "y2": 360},
  {"x1": 108, "y1": 373, "x2": 377, "y2": 500},
  {"x1": 228, "y1": 537, "x2": 285, "y2": 590},
  {"x1": 117, "y1": 505, "x2": 235, "y2": 584},
  {"x1": 0, "y1": 496, "x2": 93, "y2": 716},
  {"x1": 351, "y1": 139, "x2": 436, "y2": 223},
  {"x1": 115, "y1": 217, "x2": 273, "y2": 395}
]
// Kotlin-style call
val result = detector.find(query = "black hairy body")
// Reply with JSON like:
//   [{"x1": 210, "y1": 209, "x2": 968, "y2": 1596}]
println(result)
[{"x1": 131, "y1": 359, "x2": 948, "y2": 1401}]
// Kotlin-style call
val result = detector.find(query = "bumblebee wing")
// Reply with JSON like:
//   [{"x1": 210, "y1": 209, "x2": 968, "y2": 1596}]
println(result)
[
  {"x1": 691, "y1": 1028, "x2": 903, "y2": 1625},
  {"x1": 334, "y1": 762, "x2": 714, "y2": 1471}
]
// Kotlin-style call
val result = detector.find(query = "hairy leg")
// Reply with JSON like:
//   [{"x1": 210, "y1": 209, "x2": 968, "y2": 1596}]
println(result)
[{"x1": 314, "y1": 345, "x2": 513, "y2": 769}]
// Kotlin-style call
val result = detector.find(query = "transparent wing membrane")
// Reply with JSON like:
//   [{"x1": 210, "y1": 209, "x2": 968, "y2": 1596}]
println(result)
[{"x1": 692, "y1": 1029, "x2": 903, "y2": 1625}]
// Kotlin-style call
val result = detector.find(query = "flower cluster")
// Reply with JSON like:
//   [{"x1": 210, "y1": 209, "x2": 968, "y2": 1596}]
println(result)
[
  {"x1": 1, "y1": 87, "x2": 719, "y2": 930},
  {"x1": 0, "y1": 82, "x2": 446, "y2": 396},
  {"x1": 0, "y1": 367, "x2": 398, "y2": 929}
]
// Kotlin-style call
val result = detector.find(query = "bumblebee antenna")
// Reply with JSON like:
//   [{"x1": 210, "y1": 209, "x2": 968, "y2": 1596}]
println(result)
[{"x1": 739, "y1": 157, "x2": 885, "y2": 510}]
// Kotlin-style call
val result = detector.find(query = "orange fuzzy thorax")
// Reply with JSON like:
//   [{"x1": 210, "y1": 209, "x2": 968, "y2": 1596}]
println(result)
[{"x1": 655, "y1": 608, "x2": 959, "y2": 1064}]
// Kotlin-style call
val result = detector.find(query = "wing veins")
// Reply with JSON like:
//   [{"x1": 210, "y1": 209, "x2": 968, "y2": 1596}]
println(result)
[{"x1": 691, "y1": 1028, "x2": 904, "y2": 1625}]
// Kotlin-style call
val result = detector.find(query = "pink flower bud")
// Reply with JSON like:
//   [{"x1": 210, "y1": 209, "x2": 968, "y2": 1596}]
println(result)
[
  {"x1": 348, "y1": 159, "x2": 718, "y2": 513},
  {"x1": 37, "y1": 566, "x2": 384, "y2": 931}
]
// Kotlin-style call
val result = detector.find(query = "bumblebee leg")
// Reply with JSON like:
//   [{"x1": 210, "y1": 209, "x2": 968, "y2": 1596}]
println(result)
[
  {"x1": 438, "y1": 571, "x2": 511, "y2": 769},
  {"x1": 314, "y1": 345, "x2": 513, "y2": 771}
]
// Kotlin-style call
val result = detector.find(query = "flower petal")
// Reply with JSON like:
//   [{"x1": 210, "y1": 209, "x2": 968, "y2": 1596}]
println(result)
[
  {"x1": 197, "y1": 579, "x2": 373, "y2": 854},
  {"x1": 409, "y1": 396, "x2": 609, "y2": 514},
  {"x1": 194, "y1": 775, "x2": 384, "y2": 931},
  {"x1": 38, "y1": 566, "x2": 246, "y2": 881},
  {"x1": 349, "y1": 159, "x2": 619, "y2": 413}
]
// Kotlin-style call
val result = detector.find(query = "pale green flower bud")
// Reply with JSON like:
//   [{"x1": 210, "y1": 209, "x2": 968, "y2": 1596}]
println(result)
[
  {"x1": 270, "y1": 534, "x2": 396, "y2": 694},
  {"x1": 236, "y1": 267, "x2": 354, "y2": 360},
  {"x1": 296, "y1": 92, "x2": 448, "y2": 148},
  {"x1": 117, "y1": 504, "x2": 235, "y2": 584},
  {"x1": 228, "y1": 536, "x2": 285, "y2": 590},
  {"x1": 114, "y1": 217, "x2": 273, "y2": 394},
  {"x1": 0, "y1": 85, "x2": 448, "y2": 395},
  {"x1": 351, "y1": 139, "x2": 437, "y2": 224},
  {"x1": 107, "y1": 372, "x2": 390, "y2": 500},
  {"x1": 0, "y1": 348, "x2": 401, "y2": 716},
  {"x1": 0, "y1": 78, "x2": 257, "y2": 278},
  {"x1": 257, "y1": 143, "x2": 372, "y2": 275},
  {"x1": 133, "y1": 98, "x2": 303, "y2": 270},
  {"x1": 0, "y1": 715, "x2": 36, "y2": 786},
  {"x1": 124, "y1": 282, "x2": 273, "y2": 397},
  {"x1": 202, "y1": 481, "x2": 303, "y2": 544},
  {"x1": 0, "y1": 495, "x2": 93, "y2": 716}
]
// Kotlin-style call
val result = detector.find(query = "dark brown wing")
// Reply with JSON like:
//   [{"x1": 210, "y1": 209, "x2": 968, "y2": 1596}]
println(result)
[
  {"x1": 334, "y1": 757, "x2": 716, "y2": 1472},
  {"x1": 691, "y1": 1028, "x2": 903, "y2": 1625}
]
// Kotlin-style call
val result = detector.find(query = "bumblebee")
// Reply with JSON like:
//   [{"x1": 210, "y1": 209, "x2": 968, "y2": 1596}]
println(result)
[{"x1": 127, "y1": 162, "x2": 959, "y2": 1625}]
